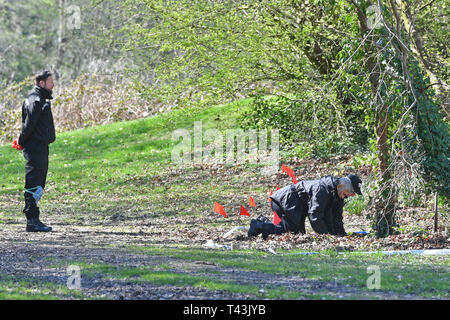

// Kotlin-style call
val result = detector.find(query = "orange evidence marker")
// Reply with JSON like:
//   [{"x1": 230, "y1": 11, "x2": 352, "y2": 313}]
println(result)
[
  {"x1": 273, "y1": 211, "x2": 281, "y2": 225},
  {"x1": 240, "y1": 205, "x2": 250, "y2": 216},
  {"x1": 214, "y1": 202, "x2": 227, "y2": 218},
  {"x1": 268, "y1": 190, "x2": 273, "y2": 203}
]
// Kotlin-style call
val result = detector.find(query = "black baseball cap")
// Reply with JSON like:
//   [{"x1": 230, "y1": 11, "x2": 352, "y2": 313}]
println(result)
[{"x1": 347, "y1": 174, "x2": 362, "y2": 195}]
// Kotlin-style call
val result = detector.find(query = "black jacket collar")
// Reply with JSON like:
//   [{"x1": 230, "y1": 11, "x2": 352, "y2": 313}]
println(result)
[{"x1": 33, "y1": 85, "x2": 53, "y2": 100}]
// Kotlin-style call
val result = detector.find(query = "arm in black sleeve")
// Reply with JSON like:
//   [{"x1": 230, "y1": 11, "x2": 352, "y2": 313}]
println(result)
[
  {"x1": 333, "y1": 202, "x2": 347, "y2": 236},
  {"x1": 310, "y1": 219, "x2": 329, "y2": 234},
  {"x1": 19, "y1": 99, "x2": 41, "y2": 146},
  {"x1": 308, "y1": 186, "x2": 330, "y2": 234},
  {"x1": 47, "y1": 103, "x2": 56, "y2": 143}
]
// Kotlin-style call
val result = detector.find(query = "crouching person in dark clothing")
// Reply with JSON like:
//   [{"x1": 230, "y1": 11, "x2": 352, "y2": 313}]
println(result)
[
  {"x1": 248, "y1": 174, "x2": 362, "y2": 240},
  {"x1": 17, "y1": 70, "x2": 56, "y2": 232}
]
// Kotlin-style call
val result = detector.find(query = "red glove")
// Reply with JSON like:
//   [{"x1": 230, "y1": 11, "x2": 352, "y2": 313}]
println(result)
[{"x1": 12, "y1": 139, "x2": 23, "y2": 151}]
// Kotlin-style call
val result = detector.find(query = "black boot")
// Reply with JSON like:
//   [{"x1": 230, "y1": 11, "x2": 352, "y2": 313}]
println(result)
[
  {"x1": 26, "y1": 217, "x2": 52, "y2": 232},
  {"x1": 248, "y1": 215, "x2": 285, "y2": 240},
  {"x1": 24, "y1": 196, "x2": 52, "y2": 232},
  {"x1": 248, "y1": 215, "x2": 270, "y2": 237},
  {"x1": 248, "y1": 219, "x2": 263, "y2": 237}
]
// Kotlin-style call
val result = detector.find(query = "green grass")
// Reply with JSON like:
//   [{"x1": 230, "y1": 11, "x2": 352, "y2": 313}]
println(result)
[
  {"x1": 0, "y1": 274, "x2": 86, "y2": 300},
  {"x1": 75, "y1": 262, "x2": 273, "y2": 298},
  {"x1": 345, "y1": 195, "x2": 365, "y2": 215},
  {"x1": 39, "y1": 247, "x2": 449, "y2": 299},
  {"x1": 0, "y1": 99, "x2": 250, "y2": 192},
  {"x1": 127, "y1": 246, "x2": 449, "y2": 298},
  {"x1": 0, "y1": 98, "x2": 257, "y2": 223}
]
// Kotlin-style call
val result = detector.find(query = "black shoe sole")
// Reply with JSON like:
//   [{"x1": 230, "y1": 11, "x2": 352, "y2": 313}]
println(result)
[{"x1": 26, "y1": 226, "x2": 52, "y2": 232}]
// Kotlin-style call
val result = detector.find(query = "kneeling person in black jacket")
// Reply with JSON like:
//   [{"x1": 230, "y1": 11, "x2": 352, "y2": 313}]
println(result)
[
  {"x1": 248, "y1": 174, "x2": 362, "y2": 240},
  {"x1": 18, "y1": 70, "x2": 56, "y2": 232}
]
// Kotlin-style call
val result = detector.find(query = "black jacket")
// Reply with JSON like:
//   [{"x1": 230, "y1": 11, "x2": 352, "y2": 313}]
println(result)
[
  {"x1": 18, "y1": 86, "x2": 56, "y2": 146},
  {"x1": 270, "y1": 176, "x2": 346, "y2": 236}
]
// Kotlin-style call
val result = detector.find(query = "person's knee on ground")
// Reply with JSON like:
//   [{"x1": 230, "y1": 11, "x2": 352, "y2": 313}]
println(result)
[
  {"x1": 298, "y1": 213, "x2": 307, "y2": 234},
  {"x1": 309, "y1": 217, "x2": 329, "y2": 235},
  {"x1": 261, "y1": 221, "x2": 285, "y2": 240}
]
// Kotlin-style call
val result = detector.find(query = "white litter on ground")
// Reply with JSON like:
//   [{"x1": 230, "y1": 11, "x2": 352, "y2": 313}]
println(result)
[
  {"x1": 203, "y1": 239, "x2": 232, "y2": 250},
  {"x1": 223, "y1": 226, "x2": 248, "y2": 239}
]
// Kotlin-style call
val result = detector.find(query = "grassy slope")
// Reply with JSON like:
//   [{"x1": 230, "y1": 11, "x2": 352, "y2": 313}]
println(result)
[
  {"x1": 0, "y1": 100, "x2": 250, "y2": 222},
  {"x1": 0, "y1": 99, "x2": 448, "y2": 299}
]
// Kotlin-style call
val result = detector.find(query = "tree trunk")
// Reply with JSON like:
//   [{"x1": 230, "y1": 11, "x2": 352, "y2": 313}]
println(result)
[
  {"x1": 374, "y1": 103, "x2": 396, "y2": 237},
  {"x1": 55, "y1": 0, "x2": 65, "y2": 79},
  {"x1": 348, "y1": 0, "x2": 396, "y2": 237}
]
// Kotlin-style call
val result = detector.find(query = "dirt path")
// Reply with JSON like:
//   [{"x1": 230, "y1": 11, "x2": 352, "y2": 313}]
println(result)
[{"x1": 0, "y1": 221, "x2": 440, "y2": 300}]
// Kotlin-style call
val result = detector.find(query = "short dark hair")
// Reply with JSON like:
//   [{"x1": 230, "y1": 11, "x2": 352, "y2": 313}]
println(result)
[{"x1": 35, "y1": 70, "x2": 52, "y2": 85}]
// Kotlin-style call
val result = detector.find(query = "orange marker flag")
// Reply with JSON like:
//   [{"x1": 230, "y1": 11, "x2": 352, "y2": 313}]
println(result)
[
  {"x1": 214, "y1": 202, "x2": 227, "y2": 218},
  {"x1": 282, "y1": 163, "x2": 290, "y2": 175},
  {"x1": 283, "y1": 164, "x2": 298, "y2": 184},
  {"x1": 240, "y1": 205, "x2": 250, "y2": 216},
  {"x1": 291, "y1": 175, "x2": 298, "y2": 184},
  {"x1": 12, "y1": 139, "x2": 23, "y2": 151},
  {"x1": 249, "y1": 196, "x2": 256, "y2": 207},
  {"x1": 268, "y1": 190, "x2": 273, "y2": 203},
  {"x1": 273, "y1": 211, "x2": 281, "y2": 225},
  {"x1": 276, "y1": 185, "x2": 280, "y2": 190},
  {"x1": 285, "y1": 166, "x2": 294, "y2": 178}
]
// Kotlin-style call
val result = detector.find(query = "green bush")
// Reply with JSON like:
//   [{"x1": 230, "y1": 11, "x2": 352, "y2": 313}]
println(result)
[
  {"x1": 238, "y1": 94, "x2": 370, "y2": 159},
  {"x1": 345, "y1": 195, "x2": 365, "y2": 216}
]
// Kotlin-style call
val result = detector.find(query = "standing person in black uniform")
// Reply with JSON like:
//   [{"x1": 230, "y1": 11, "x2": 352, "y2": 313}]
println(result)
[
  {"x1": 248, "y1": 174, "x2": 362, "y2": 240},
  {"x1": 17, "y1": 70, "x2": 56, "y2": 232}
]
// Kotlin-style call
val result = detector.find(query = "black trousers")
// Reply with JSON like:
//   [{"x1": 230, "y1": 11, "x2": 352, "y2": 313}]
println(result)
[
  {"x1": 22, "y1": 140, "x2": 49, "y2": 219},
  {"x1": 272, "y1": 196, "x2": 332, "y2": 235},
  {"x1": 271, "y1": 196, "x2": 307, "y2": 234}
]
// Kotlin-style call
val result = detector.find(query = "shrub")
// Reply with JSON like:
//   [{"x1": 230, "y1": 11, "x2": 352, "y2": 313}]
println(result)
[{"x1": 238, "y1": 94, "x2": 370, "y2": 159}]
